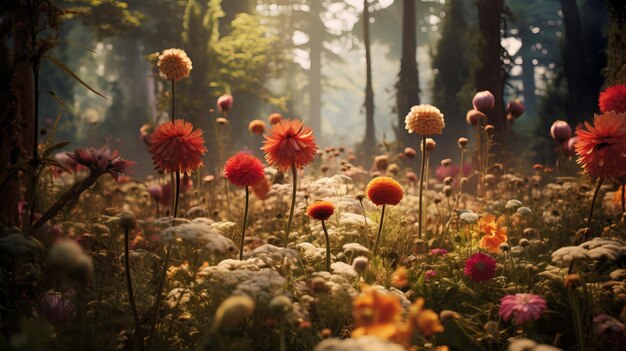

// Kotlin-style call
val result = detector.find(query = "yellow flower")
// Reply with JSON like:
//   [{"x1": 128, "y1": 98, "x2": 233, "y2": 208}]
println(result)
[
  {"x1": 352, "y1": 286, "x2": 403, "y2": 340},
  {"x1": 391, "y1": 266, "x2": 409, "y2": 288}
]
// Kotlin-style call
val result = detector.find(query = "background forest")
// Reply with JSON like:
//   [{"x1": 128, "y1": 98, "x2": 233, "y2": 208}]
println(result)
[{"x1": 11, "y1": 0, "x2": 622, "y2": 177}]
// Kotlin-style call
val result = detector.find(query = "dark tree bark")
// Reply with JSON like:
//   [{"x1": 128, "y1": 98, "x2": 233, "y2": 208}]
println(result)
[
  {"x1": 308, "y1": 0, "x2": 323, "y2": 134},
  {"x1": 432, "y1": 0, "x2": 467, "y2": 155},
  {"x1": 560, "y1": 0, "x2": 592, "y2": 123},
  {"x1": 362, "y1": 0, "x2": 376, "y2": 155},
  {"x1": 605, "y1": 0, "x2": 626, "y2": 85},
  {"x1": 396, "y1": 0, "x2": 419, "y2": 148},
  {"x1": 475, "y1": 0, "x2": 506, "y2": 147}
]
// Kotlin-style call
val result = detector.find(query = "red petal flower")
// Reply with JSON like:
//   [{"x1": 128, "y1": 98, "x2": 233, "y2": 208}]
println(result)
[{"x1": 149, "y1": 119, "x2": 207, "y2": 174}]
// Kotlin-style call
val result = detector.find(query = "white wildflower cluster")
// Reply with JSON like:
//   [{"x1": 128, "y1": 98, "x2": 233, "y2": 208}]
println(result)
[
  {"x1": 459, "y1": 210, "x2": 479, "y2": 224},
  {"x1": 330, "y1": 262, "x2": 358, "y2": 280},
  {"x1": 507, "y1": 338, "x2": 562, "y2": 351},
  {"x1": 342, "y1": 243, "x2": 370, "y2": 257},
  {"x1": 298, "y1": 242, "x2": 334, "y2": 266},
  {"x1": 315, "y1": 336, "x2": 406, "y2": 351},
  {"x1": 551, "y1": 237, "x2": 625, "y2": 265},
  {"x1": 505, "y1": 199, "x2": 523, "y2": 210},
  {"x1": 160, "y1": 218, "x2": 237, "y2": 255},
  {"x1": 243, "y1": 244, "x2": 300, "y2": 269}
]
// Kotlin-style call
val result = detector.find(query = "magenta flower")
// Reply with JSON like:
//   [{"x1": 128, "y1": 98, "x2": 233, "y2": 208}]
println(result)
[
  {"x1": 430, "y1": 248, "x2": 448, "y2": 256},
  {"x1": 499, "y1": 293, "x2": 547, "y2": 325},
  {"x1": 67, "y1": 147, "x2": 135, "y2": 181},
  {"x1": 425, "y1": 270, "x2": 437, "y2": 280},
  {"x1": 464, "y1": 252, "x2": 497, "y2": 282}
]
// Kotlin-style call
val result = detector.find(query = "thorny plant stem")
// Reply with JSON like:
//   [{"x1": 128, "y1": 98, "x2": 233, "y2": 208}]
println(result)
[
  {"x1": 124, "y1": 227, "x2": 144, "y2": 350},
  {"x1": 418, "y1": 136, "x2": 427, "y2": 239},
  {"x1": 284, "y1": 162, "x2": 297, "y2": 248},
  {"x1": 372, "y1": 205, "x2": 386, "y2": 255},
  {"x1": 321, "y1": 220, "x2": 331, "y2": 272},
  {"x1": 239, "y1": 187, "x2": 250, "y2": 260}
]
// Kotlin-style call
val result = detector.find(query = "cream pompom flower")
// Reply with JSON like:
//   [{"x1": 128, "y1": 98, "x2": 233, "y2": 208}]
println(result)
[
  {"x1": 157, "y1": 48, "x2": 192, "y2": 81},
  {"x1": 405, "y1": 104, "x2": 445, "y2": 136}
]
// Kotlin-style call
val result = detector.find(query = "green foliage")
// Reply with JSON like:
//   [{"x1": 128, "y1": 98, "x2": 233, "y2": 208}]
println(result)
[
  {"x1": 62, "y1": 0, "x2": 144, "y2": 39},
  {"x1": 215, "y1": 13, "x2": 286, "y2": 109}
]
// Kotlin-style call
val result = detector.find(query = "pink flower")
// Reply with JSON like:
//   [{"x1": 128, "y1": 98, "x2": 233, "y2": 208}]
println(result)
[
  {"x1": 425, "y1": 270, "x2": 437, "y2": 280},
  {"x1": 498, "y1": 293, "x2": 547, "y2": 325},
  {"x1": 506, "y1": 99, "x2": 525, "y2": 121},
  {"x1": 430, "y1": 248, "x2": 448, "y2": 256},
  {"x1": 67, "y1": 147, "x2": 135, "y2": 181},
  {"x1": 472, "y1": 91, "x2": 495, "y2": 113},
  {"x1": 464, "y1": 252, "x2": 496, "y2": 282},
  {"x1": 217, "y1": 94, "x2": 234, "y2": 112}
]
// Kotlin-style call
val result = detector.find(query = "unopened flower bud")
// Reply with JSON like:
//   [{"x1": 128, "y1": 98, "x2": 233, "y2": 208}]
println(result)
[
  {"x1": 443, "y1": 185, "x2": 453, "y2": 197},
  {"x1": 119, "y1": 211, "x2": 136, "y2": 229},
  {"x1": 269, "y1": 295, "x2": 293, "y2": 317},
  {"x1": 352, "y1": 256, "x2": 369, "y2": 274},
  {"x1": 213, "y1": 295, "x2": 255, "y2": 330},
  {"x1": 564, "y1": 274, "x2": 582, "y2": 289},
  {"x1": 457, "y1": 137, "x2": 468, "y2": 149}
]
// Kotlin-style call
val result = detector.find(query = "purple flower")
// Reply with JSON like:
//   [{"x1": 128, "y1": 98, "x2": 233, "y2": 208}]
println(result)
[
  {"x1": 67, "y1": 147, "x2": 135, "y2": 181},
  {"x1": 472, "y1": 91, "x2": 495, "y2": 113}
]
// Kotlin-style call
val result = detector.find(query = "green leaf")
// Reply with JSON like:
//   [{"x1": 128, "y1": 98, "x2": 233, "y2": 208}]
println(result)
[{"x1": 44, "y1": 55, "x2": 108, "y2": 99}]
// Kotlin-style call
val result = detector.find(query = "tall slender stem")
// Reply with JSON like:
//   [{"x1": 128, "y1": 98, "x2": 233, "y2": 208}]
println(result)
[
  {"x1": 372, "y1": 205, "x2": 386, "y2": 255},
  {"x1": 124, "y1": 227, "x2": 144, "y2": 350},
  {"x1": 321, "y1": 220, "x2": 331, "y2": 272},
  {"x1": 418, "y1": 136, "x2": 427, "y2": 239},
  {"x1": 622, "y1": 183, "x2": 626, "y2": 216},
  {"x1": 171, "y1": 80, "x2": 175, "y2": 122},
  {"x1": 454, "y1": 148, "x2": 465, "y2": 210},
  {"x1": 568, "y1": 177, "x2": 603, "y2": 274},
  {"x1": 284, "y1": 162, "x2": 297, "y2": 248},
  {"x1": 239, "y1": 186, "x2": 250, "y2": 260}
]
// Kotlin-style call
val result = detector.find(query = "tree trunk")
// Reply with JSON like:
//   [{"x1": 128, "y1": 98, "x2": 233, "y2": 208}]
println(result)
[
  {"x1": 605, "y1": 0, "x2": 626, "y2": 85},
  {"x1": 396, "y1": 0, "x2": 419, "y2": 148},
  {"x1": 475, "y1": 0, "x2": 505, "y2": 150},
  {"x1": 560, "y1": 0, "x2": 591, "y2": 124},
  {"x1": 362, "y1": 0, "x2": 376, "y2": 155},
  {"x1": 308, "y1": 0, "x2": 323, "y2": 134},
  {"x1": 518, "y1": 23, "x2": 536, "y2": 121}
]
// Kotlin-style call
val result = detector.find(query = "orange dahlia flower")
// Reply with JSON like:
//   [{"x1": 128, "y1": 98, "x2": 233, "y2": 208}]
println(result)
[
  {"x1": 224, "y1": 152, "x2": 266, "y2": 187},
  {"x1": 574, "y1": 111, "x2": 626, "y2": 179},
  {"x1": 366, "y1": 176, "x2": 404, "y2": 206},
  {"x1": 478, "y1": 214, "x2": 507, "y2": 253},
  {"x1": 149, "y1": 119, "x2": 207, "y2": 174},
  {"x1": 251, "y1": 177, "x2": 272, "y2": 200},
  {"x1": 599, "y1": 84, "x2": 626, "y2": 114},
  {"x1": 306, "y1": 201, "x2": 335, "y2": 221},
  {"x1": 261, "y1": 119, "x2": 318, "y2": 171}
]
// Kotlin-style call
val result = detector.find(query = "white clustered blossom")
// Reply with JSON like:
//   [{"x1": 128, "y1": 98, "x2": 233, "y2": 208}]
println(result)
[
  {"x1": 315, "y1": 336, "x2": 406, "y2": 351},
  {"x1": 551, "y1": 246, "x2": 589, "y2": 265},
  {"x1": 579, "y1": 237, "x2": 625, "y2": 261},
  {"x1": 517, "y1": 206, "x2": 532, "y2": 215},
  {"x1": 507, "y1": 338, "x2": 563, "y2": 351},
  {"x1": 244, "y1": 244, "x2": 300, "y2": 268},
  {"x1": 338, "y1": 212, "x2": 370, "y2": 228},
  {"x1": 505, "y1": 199, "x2": 523, "y2": 210},
  {"x1": 460, "y1": 212, "x2": 479, "y2": 224},
  {"x1": 342, "y1": 243, "x2": 370, "y2": 257},
  {"x1": 298, "y1": 243, "x2": 333, "y2": 263},
  {"x1": 330, "y1": 262, "x2": 358, "y2": 280},
  {"x1": 160, "y1": 222, "x2": 236, "y2": 255}
]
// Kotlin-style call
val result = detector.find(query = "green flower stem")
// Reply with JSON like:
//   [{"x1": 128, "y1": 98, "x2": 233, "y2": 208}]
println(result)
[
  {"x1": 124, "y1": 226, "x2": 144, "y2": 350},
  {"x1": 418, "y1": 136, "x2": 427, "y2": 239},
  {"x1": 372, "y1": 205, "x2": 386, "y2": 255},
  {"x1": 284, "y1": 161, "x2": 297, "y2": 248},
  {"x1": 239, "y1": 186, "x2": 250, "y2": 260},
  {"x1": 321, "y1": 220, "x2": 331, "y2": 272}
]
